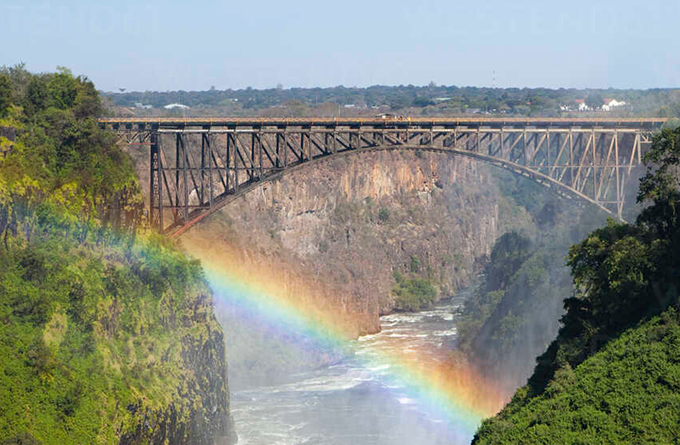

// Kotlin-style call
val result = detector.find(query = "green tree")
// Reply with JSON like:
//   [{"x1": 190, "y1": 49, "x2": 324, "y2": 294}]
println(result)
[
  {"x1": 72, "y1": 77, "x2": 102, "y2": 118},
  {"x1": 585, "y1": 92, "x2": 604, "y2": 109},
  {"x1": 25, "y1": 76, "x2": 49, "y2": 115},
  {"x1": 47, "y1": 67, "x2": 78, "y2": 110},
  {"x1": 389, "y1": 93, "x2": 412, "y2": 110},
  {"x1": 393, "y1": 277, "x2": 437, "y2": 311},
  {"x1": 0, "y1": 74, "x2": 11, "y2": 117},
  {"x1": 413, "y1": 96, "x2": 434, "y2": 107},
  {"x1": 1, "y1": 432, "x2": 43, "y2": 445},
  {"x1": 637, "y1": 127, "x2": 680, "y2": 238},
  {"x1": 513, "y1": 104, "x2": 531, "y2": 116},
  {"x1": 0, "y1": 67, "x2": 232, "y2": 445},
  {"x1": 410, "y1": 255, "x2": 422, "y2": 273},
  {"x1": 485, "y1": 231, "x2": 532, "y2": 291}
]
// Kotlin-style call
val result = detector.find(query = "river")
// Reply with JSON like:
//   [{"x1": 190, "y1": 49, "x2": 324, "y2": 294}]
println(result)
[{"x1": 229, "y1": 295, "x2": 473, "y2": 445}]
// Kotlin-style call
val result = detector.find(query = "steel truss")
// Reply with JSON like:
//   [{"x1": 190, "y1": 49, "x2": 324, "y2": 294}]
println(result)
[{"x1": 105, "y1": 119, "x2": 661, "y2": 238}]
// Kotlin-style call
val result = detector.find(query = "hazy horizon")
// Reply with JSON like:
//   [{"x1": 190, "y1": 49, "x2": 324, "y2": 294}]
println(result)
[{"x1": 3, "y1": 0, "x2": 679, "y2": 92}]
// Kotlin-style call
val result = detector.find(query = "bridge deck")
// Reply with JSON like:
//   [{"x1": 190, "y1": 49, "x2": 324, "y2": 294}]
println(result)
[{"x1": 100, "y1": 117, "x2": 667, "y2": 129}]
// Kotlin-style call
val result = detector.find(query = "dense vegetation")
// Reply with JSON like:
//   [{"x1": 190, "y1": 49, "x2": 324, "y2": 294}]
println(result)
[
  {"x1": 473, "y1": 126, "x2": 680, "y2": 443},
  {"x1": 0, "y1": 66, "x2": 232, "y2": 444},
  {"x1": 0, "y1": 65, "x2": 142, "y2": 235},
  {"x1": 456, "y1": 170, "x2": 609, "y2": 391},
  {"x1": 476, "y1": 310, "x2": 680, "y2": 442},
  {"x1": 106, "y1": 84, "x2": 680, "y2": 118},
  {"x1": 0, "y1": 229, "x2": 216, "y2": 443}
]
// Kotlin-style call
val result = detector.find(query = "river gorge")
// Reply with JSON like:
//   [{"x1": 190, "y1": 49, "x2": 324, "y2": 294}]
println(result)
[
  {"x1": 173, "y1": 148, "x2": 572, "y2": 444},
  {"x1": 227, "y1": 295, "x2": 479, "y2": 445}
]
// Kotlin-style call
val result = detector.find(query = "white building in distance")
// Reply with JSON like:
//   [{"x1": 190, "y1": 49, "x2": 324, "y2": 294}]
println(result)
[
  {"x1": 164, "y1": 103, "x2": 190, "y2": 110},
  {"x1": 602, "y1": 99, "x2": 626, "y2": 112},
  {"x1": 575, "y1": 99, "x2": 589, "y2": 111}
]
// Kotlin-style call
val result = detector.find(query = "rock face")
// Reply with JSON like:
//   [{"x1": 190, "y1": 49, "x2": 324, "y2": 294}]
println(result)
[
  {"x1": 107, "y1": 257, "x2": 237, "y2": 445},
  {"x1": 118, "y1": 302, "x2": 237, "y2": 445},
  {"x1": 180, "y1": 150, "x2": 531, "y2": 339}
]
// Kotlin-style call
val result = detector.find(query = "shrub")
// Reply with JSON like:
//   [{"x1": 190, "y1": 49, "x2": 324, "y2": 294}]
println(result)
[
  {"x1": 393, "y1": 277, "x2": 437, "y2": 311},
  {"x1": 410, "y1": 255, "x2": 421, "y2": 273}
]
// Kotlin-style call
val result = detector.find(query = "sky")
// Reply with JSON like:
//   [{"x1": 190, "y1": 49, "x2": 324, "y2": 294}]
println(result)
[{"x1": 2, "y1": 0, "x2": 679, "y2": 92}]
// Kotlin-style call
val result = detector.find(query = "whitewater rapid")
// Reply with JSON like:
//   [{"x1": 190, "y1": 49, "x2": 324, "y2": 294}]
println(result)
[{"x1": 229, "y1": 296, "x2": 472, "y2": 445}]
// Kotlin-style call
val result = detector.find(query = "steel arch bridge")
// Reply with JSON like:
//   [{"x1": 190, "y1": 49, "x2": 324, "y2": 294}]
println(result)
[{"x1": 101, "y1": 117, "x2": 666, "y2": 238}]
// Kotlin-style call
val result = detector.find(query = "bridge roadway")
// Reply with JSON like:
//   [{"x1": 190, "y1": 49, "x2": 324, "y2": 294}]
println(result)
[
  {"x1": 101, "y1": 117, "x2": 667, "y2": 238},
  {"x1": 101, "y1": 117, "x2": 666, "y2": 129}
]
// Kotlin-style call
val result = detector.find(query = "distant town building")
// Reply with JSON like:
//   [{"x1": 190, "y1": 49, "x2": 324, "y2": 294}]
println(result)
[
  {"x1": 602, "y1": 98, "x2": 626, "y2": 112},
  {"x1": 575, "y1": 99, "x2": 589, "y2": 112},
  {"x1": 571, "y1": 98, "x2": 626, "y2": 112},
  {"x1": 164, "y1": 103, "x2": 190, "y2": 110}
]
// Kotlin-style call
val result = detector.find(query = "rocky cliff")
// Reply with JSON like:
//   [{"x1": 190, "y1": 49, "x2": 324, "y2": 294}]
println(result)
[
  {"x1": 169, "y1": 150, "x2": 535, "y2": 385},
  {"x1": 182, "y1": 151, "x2": 519, "y2": 328}
]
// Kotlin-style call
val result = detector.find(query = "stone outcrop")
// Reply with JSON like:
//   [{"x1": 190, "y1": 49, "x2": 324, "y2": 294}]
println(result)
[{"x1": 118, "y1": 305, "x2": 237, "y2": 445}]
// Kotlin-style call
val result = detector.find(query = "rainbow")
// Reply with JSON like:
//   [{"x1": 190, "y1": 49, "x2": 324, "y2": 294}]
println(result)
[{"x1": 183, "y1": 240, "x2": 508, "y2": 440}]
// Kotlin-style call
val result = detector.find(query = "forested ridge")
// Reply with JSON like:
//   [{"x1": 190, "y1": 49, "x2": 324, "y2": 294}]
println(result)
[
  {"x1": 0, "y1": 66, "x2": 235, "y2": 444},
  {"x1": 472, "y1": 125, "x2": 680, "y2": 443}
]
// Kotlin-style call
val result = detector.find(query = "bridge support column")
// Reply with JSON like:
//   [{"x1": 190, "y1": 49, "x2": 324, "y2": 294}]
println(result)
[
  {"x1": 615, "y1": 131, "x2": 622, "y2": 219},
  {"x1": 149, "y1": 131, "x2": 163, "y2": 230}
]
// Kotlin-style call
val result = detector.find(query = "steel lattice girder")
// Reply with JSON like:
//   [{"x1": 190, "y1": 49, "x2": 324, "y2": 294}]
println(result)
[{"x1": 105, "y1": 119, "x2": 661, "y2": 237}]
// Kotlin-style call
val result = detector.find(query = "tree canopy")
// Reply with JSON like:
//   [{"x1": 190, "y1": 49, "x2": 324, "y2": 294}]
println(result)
[
  {"x1": 0, "y1": 64, "x2": 142, "y2": 242},
  {"x1": 105, "y1": 84, "x2": 680, "y2": 118}
]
